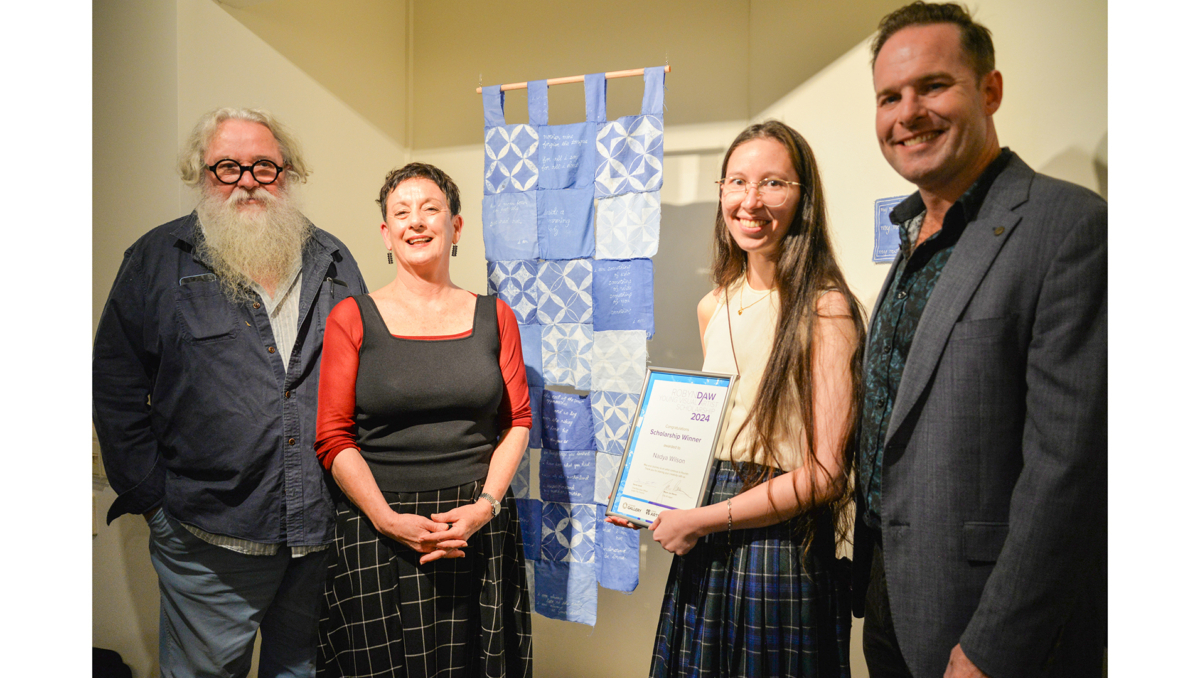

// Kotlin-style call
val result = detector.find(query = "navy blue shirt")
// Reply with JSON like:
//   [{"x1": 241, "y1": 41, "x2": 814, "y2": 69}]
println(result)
[
  {"x1": 93, "y1": 213, "x2": 367, "y2": 546},
  {"x1": 858, "y1": 149, "x2": 1012, "y2": 529}
]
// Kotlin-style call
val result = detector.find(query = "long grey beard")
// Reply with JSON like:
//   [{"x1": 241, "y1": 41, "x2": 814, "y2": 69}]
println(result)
[{"x1": 195, "y1": 185, "x2": 311, "y2": 304}]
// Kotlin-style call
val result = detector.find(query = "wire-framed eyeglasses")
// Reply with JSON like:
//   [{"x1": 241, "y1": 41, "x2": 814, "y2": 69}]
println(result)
[
  {"x1": 207, "y1": 159, "x2": 286, "y2": 185},
  {"x1": 716, "y1": 177, "x2": 801, "y2": 207}
]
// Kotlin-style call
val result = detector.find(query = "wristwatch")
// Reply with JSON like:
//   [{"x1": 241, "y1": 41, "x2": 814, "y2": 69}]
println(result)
[{"x1": 479, "y1": 492, "x2": 502, "y2": 518}]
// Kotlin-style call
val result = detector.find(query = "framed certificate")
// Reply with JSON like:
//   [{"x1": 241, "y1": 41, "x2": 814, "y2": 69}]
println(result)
[{"x1": 604, "y1": 367, "x2": 738, "y2": 528}]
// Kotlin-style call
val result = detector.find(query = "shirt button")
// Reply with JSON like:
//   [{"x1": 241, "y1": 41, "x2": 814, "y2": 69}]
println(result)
[
  {"x1": 284, "y1": 390, "x2": 291, "y2": 399},
  {"x1": 288, "y1": 438, "x2": 296, "y2": 446},
  {"x1": 877, "y1": 397, "x2": 887, "y2": 409},
  {"x1": 896, "y1": 290, "x2": 908, "y2": 300},
  {"x1": 268, "y1": 346, "x2": 276, "y2": 354},
  {"x1": 253, "y1": 302, "x2": 261, "y2": 309}
]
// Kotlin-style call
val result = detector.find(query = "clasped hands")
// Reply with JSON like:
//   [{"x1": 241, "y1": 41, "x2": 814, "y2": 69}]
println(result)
[
  {"x1": 372, "y1": 500, "x2": 493, "y2": 564},
  {"x1": 606, "y1": 507, "x2": 709, "y2": 556}
]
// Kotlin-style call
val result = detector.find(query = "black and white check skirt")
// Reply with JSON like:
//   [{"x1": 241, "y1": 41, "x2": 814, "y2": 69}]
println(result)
[{"x1": 317, "y1": 480, "x2": 532, "y2": 678}]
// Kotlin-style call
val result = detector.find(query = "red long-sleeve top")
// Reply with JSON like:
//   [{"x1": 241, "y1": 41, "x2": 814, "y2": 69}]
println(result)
[{"x1": 315, "y1": 294, "x2": 532, "y2": 472}]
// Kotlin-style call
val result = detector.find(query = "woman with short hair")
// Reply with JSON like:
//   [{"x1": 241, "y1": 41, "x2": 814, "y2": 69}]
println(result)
[{"x1": 315, "y1": 163, "x2": 532, "y2": 678}]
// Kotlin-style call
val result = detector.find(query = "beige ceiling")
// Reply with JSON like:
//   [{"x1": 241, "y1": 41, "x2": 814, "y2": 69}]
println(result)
[{"x1": 220, "y1": 0, "x2": 903, "y2": 150}]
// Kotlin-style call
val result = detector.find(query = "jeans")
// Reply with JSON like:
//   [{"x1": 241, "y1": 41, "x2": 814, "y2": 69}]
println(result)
[{"x1": 147, "y1": 509, "x2": 329, "y2": 678}]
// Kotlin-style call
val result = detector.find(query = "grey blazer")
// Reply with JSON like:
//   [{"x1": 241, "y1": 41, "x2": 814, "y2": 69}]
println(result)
[{"x1": 852, "y1": 154, "x2": 1107, "y2": 678}]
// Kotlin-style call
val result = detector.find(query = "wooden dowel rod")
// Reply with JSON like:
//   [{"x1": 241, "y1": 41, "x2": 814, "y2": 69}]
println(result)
[{"x1": 475, "y1": 64, "x2": 670, "y2": 94}]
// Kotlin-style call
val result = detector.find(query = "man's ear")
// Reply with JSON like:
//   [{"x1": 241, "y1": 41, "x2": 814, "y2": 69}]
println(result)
[{"x1": 982, "y1": 70, "x2": 1003, "y2": 115}]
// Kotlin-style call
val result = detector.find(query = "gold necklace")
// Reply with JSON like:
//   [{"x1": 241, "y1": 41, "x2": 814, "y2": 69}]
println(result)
[{"x1": 738, "y1": 283, "x2": 774, "y2": 315}]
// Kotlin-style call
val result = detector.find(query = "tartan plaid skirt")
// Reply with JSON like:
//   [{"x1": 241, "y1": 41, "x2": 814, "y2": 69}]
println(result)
[
  {"x1": 650, "y1": 461, "x2": 852, "y2": 678},
  {"x1": 317, "y1": 480, "x2": 532, "y2": 678}
]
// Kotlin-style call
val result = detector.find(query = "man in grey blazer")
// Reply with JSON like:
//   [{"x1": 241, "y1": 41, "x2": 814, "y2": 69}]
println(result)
[{"x1": 852, "y1": 4, "x2": 1106, "y2": 678}]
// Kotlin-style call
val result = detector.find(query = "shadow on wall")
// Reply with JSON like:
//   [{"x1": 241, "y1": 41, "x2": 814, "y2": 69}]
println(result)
[
  {"x1": 93, "y1": 488, "x2": 161, "y2": 678},
  {"x1": 649, "y1": 202, "x2": 720, "y2": 372},
  {"x1": 1037, "y1": 132, "x2": 1109, "y2": 200}
]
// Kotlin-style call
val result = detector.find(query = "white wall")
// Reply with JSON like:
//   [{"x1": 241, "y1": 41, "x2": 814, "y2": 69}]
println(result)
[
  {"x1": 92, "y1": 0, "x2": 180, "y2": 335},
  {"x1": 92, "y1": 2, "x2": 179, "y2": 674}
]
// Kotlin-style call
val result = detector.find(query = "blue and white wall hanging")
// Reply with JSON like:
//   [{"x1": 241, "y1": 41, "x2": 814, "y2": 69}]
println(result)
[{"x1": 482, "y1": 66, "x2": 666, "y2": 625}]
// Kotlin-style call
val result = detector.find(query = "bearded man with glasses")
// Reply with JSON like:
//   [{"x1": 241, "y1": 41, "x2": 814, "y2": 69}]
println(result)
[{"x1": 93, "y1": 108, "x2": 367, "y2": 677}]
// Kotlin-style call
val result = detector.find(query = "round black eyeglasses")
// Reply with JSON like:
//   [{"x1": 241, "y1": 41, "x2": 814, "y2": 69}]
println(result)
[{"x1": 207, "y1": 159, "x2": 285, "y2": 185}]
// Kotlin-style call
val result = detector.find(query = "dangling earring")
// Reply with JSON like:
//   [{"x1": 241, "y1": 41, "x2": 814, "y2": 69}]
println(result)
[
  {"x1": 452, "y1": 244, "x2": 458, "y2": 257},
  {"x1": 387, "y1": 251, "x2": 393, "y2": 264}
]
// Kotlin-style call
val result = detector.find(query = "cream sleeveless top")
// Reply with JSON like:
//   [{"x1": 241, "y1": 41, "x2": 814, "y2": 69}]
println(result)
[{"x1": 701, "y1": 278, "x2": 804, "y2": 471}]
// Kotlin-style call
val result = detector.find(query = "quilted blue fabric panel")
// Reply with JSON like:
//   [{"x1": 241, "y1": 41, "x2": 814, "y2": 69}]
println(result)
[
  {"x1": 595, "y1": 191, "x2": 660, "y2": 259},
  {"x1": 591, "y1": 390, "x2": 641, "y2": 456},
  {"x1": 596, "y1": 520, "x2": 640, "y2": 592},
  {"x1": 534, "y1": 560, "x2": 597, "y2": 626},
  {"x1": 539, "y1": 390, "x2": 595, "y2": 452},
  {"x1": 482, "y1": 192, "x2": 538, "y2": 262},
  {"x1": 540, "y1": 323, "x2": 593, "y2": 391},
  {"x1": 482, "y1": 84, "x2": 539, "y2": 195},
  {"x1": 595, "y1": 116, "x2": 663, "y2": 197},
  {"x1": 484, "y1": 124, "x2": 539, "y2": 194},
  {"x1": 541, "y1": 501, "x2": 596, "y2": 563},
  {"x1": 537, "y1": 187, "x2": 596, "y2": 260},
  {"x1": 538, "y1": 122, "x2": 597, "y2": 191},
  {"x1": 592, "y1": 258, "x2": 654, "y2": 336},
  {"x1": 487, "y1": 260, "x2": 539, "y2": 324},
  {"x1": 594, "y1": 67, "x2": 665, "y2": 198},
  {"x1": 590, "y1": 330, "x2": 648, "y2": 394},
  {"x1": 536, "y1": 260, "x2": 593, "y2": 325},
  {"x1": 539, "y1": 448, "x2": 596, "y2": 505}
]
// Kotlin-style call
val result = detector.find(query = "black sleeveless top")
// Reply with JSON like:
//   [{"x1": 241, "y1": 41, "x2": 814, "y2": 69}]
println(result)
[{"x1": 353, "y1": 294, "x2": 504, "y2": 492}]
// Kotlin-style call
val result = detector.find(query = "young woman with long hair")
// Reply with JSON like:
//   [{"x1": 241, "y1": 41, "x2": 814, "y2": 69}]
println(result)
[{"x1": 612, "y1": 120, "x2": 865, "y2": 677}]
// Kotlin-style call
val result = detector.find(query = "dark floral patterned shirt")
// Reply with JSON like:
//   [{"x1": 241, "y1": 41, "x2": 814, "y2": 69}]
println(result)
[{"x1": 858, "y1": 149, "x2": 1013, "y2": 529}]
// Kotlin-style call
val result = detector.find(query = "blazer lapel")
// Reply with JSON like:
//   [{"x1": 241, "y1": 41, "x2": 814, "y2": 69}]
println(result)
[{"x1": 885, "y1": 158, "x2": 1034, "y2": 443}]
